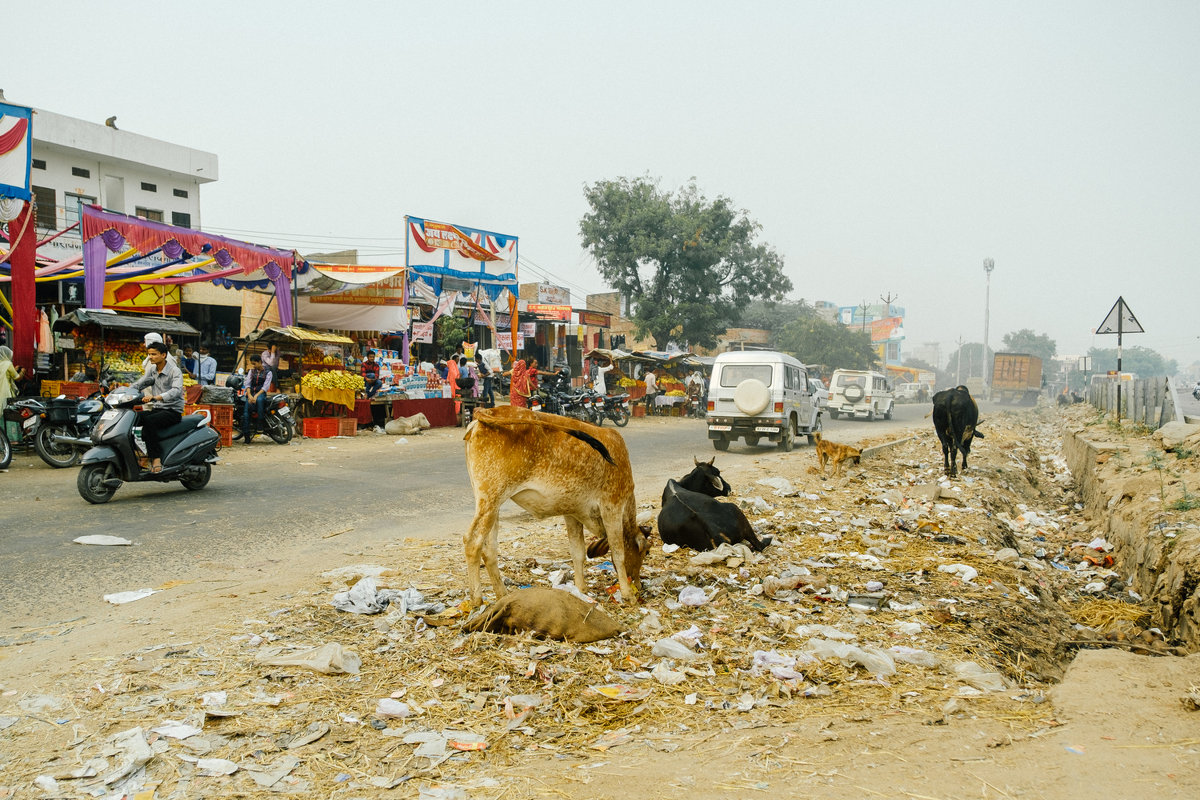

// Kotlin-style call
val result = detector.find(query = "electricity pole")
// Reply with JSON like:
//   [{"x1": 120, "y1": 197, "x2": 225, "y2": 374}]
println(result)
[
  {"x1": 955, "y1": 335, "x2": 965, "y2": 387},
  {"x1": 858, "y1": 300, "x2": 869, "y2": 333},
  {"x1": 982, "y1": 258, "x2": 994, "y2": 398}
]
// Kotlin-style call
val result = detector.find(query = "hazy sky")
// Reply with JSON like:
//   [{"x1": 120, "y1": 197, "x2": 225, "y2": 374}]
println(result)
[{"x1": 8, "y1": 1, "x2": 1198, "y2": 368}]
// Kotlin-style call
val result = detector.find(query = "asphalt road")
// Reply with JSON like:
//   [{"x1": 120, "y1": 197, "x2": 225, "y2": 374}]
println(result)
[{"x1": 0, "y1": 404, "x2": 931, "y2": 630}]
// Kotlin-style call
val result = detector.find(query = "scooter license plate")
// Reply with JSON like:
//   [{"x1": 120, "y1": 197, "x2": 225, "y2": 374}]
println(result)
[{"x1": 23, "y1": 416, "x2": 38, "y2": 429}]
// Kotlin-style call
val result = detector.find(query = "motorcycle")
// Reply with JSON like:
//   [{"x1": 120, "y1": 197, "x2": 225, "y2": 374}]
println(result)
[
  {"x1": 77, "y1": 386, "x2": 220, "y2": 504},
  {"x1": 3, "y1": 396, "x2": 47, "y2": 457},
  {"x1": 34, "y1": 381, "x2": 111, "y2": 468},
  {"x1": 595, "y1": 392, "x2": 631, "y2": 427},
  {"x1": 0, "y1": 424, "x2": 9, "y2": 470},
  {"x1": 227, "y1": 375, "x2": 294, "y2": 444},
  {"x1": 1193, "y1": 385, "x2": 1200, "y2": 402}
]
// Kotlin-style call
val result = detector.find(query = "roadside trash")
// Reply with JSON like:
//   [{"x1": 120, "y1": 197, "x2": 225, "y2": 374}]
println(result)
[
  {"x1": 242, "y1": 755, "x2": 300, "y2": 788},
  {"x1": 847, "y1": 593, "x2": 887, "y2": 612},
  {"x1": 952, "y1": 661, "x2": 1008, "y2": 691},
  {"x1": 375, "y1": 698, "x2": 412, "y2": 719},
  {"x1": 592, "y1": 727, "x2": 636, "y2": 750},
  {"x1": 256, "y1": 643, "x2": 362, "y2": 674},
  {"x1": 740, "y1": 496, "x2": 774, "y2": 513},
  {"x1": 103, "y1": 727, "x2": 153, "y2": 786},
  {"x1": 887, "y1": 646, "x2": 939, "y2": 667},
  {"x1": 74, "y1": 535, "x2": 132, "y2": 546},
  {"x1": 103, "y1": 588, "x2": 158, "y2": 604},
  {"x1": 651, "y1": 662, "x2": 687, "y2": 684},
  {"x1": 751, "y1": 649, "x2": 806, "y2": 679},
  {"x1": 419, "y1": 784, "x2": 468, "y2": 800},
  {"x1": 689, "y1": 542, "x2": 760, "y2": 567},
  {"x1": 588, "y1": 684, "x2": 652, "y2": 701},
  {"x1": 652, "y1": 638, "x2": 701, "y2": 661},
  {"x1": 994, "y1": 547, "x2": 1020, "y2": 563},
  {"x1": 152, "y1": 720, "x2": 202, "y2": 739},
  {"x1": 794, "y1": 624, "x2": 856, "y2": 641},
  {"x1": 893, "y1": 621, "x2": 923, "y2": 635},
  {"x1": 757, "y1": 476, "x2": 796, "y2": 495},
  {"x1": 804, "y1": 638, "x2": 896, "y2": 676},
  {"x1": 865, "y1": 580, "x2": 885, "y2": 592},
  {"x1": 678, "y1": 585, "x2": 709, "y2": 606},
  {"x1": 938, "y1": 563, "x2": 979, "y2": 583},
  {"x1": 332, "y1": 577, "x2": 444, "y2": 616},
  {"x1": 196, "y1": 757, "x2": 239, "y2": 776},
  {"x1": 463, "y1": 587, "x2": 622, "y2": 642}
]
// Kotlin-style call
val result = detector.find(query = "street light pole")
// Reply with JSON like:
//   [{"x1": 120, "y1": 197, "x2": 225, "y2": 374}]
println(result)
[{"x1": 982, "y1": 258, "x2": 994, "y2": 398}]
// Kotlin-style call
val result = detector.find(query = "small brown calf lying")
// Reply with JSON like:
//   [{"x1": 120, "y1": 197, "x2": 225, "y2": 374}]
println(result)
[
  {"x1": 814, "y1": 432, "x2": 862, "y2": 477},
  {"x1": 463, "y1": 587, "x2": 622, "y2": 642}
]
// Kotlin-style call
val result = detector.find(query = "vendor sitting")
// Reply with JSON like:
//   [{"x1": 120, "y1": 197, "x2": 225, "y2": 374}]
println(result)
[
  {"x1": 243, "y1": 354, "x2": 273, "y2": 440},
  {"x1": 362, "y1": 350, "x2": 383, "y2": 399}
]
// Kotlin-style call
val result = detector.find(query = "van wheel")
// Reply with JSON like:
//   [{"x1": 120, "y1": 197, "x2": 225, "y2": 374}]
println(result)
[
  {"x1": 745, "y1": 435, "x2": 760, "y2": 447},
  {"x1": 867, "y1": 409, "x2": 876, "y2": 422},
  {"x1": 828, "y1": 409, "x2": 839, "y2": 420},
  {"x1": 778, "y1": 420, "x2": 795, "y2": 452},
  {"x1": 713, "y1": 438, "x2": 729, "y2": 452}
]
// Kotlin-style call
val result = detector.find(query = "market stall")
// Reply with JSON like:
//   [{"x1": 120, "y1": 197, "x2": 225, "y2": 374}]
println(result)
[
  {"x1": 52, "y1": 308, "x2": 200, "y2": 393},
  {"x1": 242, "y1": 326, "x2": 359, "y2": 413}
]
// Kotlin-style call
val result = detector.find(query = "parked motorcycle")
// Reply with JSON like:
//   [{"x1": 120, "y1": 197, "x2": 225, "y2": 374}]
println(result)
[
  {"x1": 1193, "y1": 384, "x2": 1200, "y2": 402},
  {"x1": 34, "y1": 391, "x2": 109, "y2": 468},
  {"x1": 3, "y1": 396, "x2": 47, "y2": 457},
  {"x1": 77, "y1": 386, "x2": 220, "y2": 504},
  {"x1": 226, "y1": 375, "x2": 294, "y2": 444},
  {"x1": 595, "y1": 392, "x2": 631, "y2": 427}
]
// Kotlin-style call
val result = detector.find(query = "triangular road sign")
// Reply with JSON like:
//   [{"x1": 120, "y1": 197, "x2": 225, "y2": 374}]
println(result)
[{"x1": 1095, "y1": 296, "x2": 1144, "y2": 335}]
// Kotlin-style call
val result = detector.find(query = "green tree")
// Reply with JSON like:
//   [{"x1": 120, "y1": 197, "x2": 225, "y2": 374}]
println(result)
[
  {"x1": 580, "y1": 176, "x2": 792, "y2": 349},
  {"x1": 1000, "y1": 329, "x2": 1057, "y2": 363},
  {"x1": 1087, "y1": 345, "x2": 1177, "y2": 377},
  {"x1": 436, "y1": 314, "x2": 468, "y2": 356},
  {"x1": 777, "y1": 318, "x2": 879, "y2": 371}
]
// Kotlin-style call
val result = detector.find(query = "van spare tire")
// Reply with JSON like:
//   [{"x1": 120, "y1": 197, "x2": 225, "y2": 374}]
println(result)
[
  {"x1": 843, "y1": 383, "x2": 865, "y2": 402},
  {"x1": 734, "y1": 379, "x2": 771, "y2": 415}
]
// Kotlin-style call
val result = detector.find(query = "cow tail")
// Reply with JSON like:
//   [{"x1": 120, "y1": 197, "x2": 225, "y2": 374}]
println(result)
[{"x1": 567, "y1": 429, "x2": 614, "y2": 464}]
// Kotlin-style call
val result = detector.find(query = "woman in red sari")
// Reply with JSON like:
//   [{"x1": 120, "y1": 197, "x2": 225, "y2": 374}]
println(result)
[{"x1": 508, "y1": 359, "x2": 531, "y2": 408}]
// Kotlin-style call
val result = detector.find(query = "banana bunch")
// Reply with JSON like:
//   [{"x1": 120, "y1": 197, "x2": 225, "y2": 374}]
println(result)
[
  {"x1": 302, "y1": 369, "x2": 365, "y2": 392},
  {"x1": 666, "y1": 389, "x2": 686, "y2": 397},
  {"x1": 100, "y1": 355, "x2": 144, "y2": 372}
]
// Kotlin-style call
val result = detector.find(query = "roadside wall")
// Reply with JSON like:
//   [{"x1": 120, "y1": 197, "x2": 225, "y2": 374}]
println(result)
[
  {"x1": 1065, "y1": 427, "x2": 1200, "y2": 649},
  {"x1": 1087, "y1": 376, "x2": 1177, "y2": 429}
]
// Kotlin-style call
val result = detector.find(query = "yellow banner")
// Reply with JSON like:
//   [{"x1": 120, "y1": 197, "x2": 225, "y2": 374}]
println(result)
[{"x1": 104, "y1": 282, "x2": 181, "y2": 316}]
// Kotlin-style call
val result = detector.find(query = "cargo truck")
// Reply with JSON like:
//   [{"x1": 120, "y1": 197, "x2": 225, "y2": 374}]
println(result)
[{"x1": 990, "y1": 353, "x2": 1043, "y2": 405}]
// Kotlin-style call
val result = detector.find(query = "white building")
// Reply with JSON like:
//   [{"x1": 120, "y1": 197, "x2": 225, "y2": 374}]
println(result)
[{"x1": 29, "y1": 107, "x2": 217, "y2": 249}]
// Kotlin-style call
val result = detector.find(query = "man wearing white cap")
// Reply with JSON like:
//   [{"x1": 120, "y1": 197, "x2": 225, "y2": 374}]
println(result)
[{"x1": 142, "y1": 332, "x2": 176, "y2": 371}]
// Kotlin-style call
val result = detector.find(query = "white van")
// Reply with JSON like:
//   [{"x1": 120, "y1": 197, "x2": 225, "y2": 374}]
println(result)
[
  {"x1": 827, "y1": 369, "x2": 894, "y2": 420},
  {"x1": 706, "y1": 351, "x2": 822, "y2": 451}
]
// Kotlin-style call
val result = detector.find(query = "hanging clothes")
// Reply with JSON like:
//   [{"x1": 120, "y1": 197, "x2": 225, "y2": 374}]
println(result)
[{"x1": 37, "y1": 309, "x2": 53, "y2": 354}]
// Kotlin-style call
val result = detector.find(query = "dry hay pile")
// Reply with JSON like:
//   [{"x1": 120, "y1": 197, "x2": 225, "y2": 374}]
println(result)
[{"x1": 0, "y1": 407, "x2": 1160, "y2": 798}]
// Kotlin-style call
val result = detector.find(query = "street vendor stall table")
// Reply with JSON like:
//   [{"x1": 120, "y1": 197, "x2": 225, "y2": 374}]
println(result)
[
  {"x1": 301, "y1": 385, "x2": 356, "y2": 412},
  {"x1": 391, "y1": 398, "x2": 457, "y2": 428}
]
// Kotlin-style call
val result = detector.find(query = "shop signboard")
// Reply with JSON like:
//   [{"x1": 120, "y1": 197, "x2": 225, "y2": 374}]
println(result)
[
  {"x1": 405, "y1": 215, "x2": 518, "y2": 297},
  {"x1": 519, "y1": 322, "x2": 537, "y2": 337},
  {"x1": 412, "y1": 321, "x2": 434, "y2": 343},
  {"x1": 104, "y1": 282, "x2": 181, "y2": 316},
  {"x1": 577, "y1": 310, "x2": 611, "y2": 327},
  {"x1": 527, "y1": 304, "x2": 571, "y2": 321},
  {"x1": 494, "y1": 332, "x2": 525, "y2": 351},
  {"x1": 536, "y1": 283, "x2": 570, "y2": 305},
  {"x1": 0, "y1": 102, "x2": 33, "y2": 201},
  {"x1": 870, "y1": 316, "x2": 904, "y2": 342}
]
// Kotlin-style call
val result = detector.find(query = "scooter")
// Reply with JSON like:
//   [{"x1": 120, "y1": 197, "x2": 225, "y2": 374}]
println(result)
[
  {"x1": 1193, "y1": 385, "x2": 1200, "y2": 402},
  {"x1": 77, "y1": 386, "x2": 219, "y2": 504},
  {"x1": 34, "y1": 381, "x2": 111, "y2": 468},
  {"x1": 227, "y1": 375, "x2": 294, "y2": 444},
  {"x1": 3, "y1": 396, "x2": 47, "y2": 456}
]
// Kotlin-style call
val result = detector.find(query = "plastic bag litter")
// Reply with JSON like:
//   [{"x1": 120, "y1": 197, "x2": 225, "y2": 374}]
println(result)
[
  {"x1": 102, "y1": 727, "x2": 153, "y2": 786},
  {"x1": 689, "y1": 542, "x2": 761, "y2": 566},
  {"x1": 104, "y1": 588, "x2": 158, "y2": 605},
  {"x1": 740, "y1": 496, "x2": 774, "y2": 513},
  {"x1": 751, "y1": 649, "x2": 808, "y2": 679},
  {"x1": 651, "y1": 638, "x2": 701, "y2": 661},
  {"x1": 892, "y1": 620, "x2": 923, "y2": 635},
  {"x1": 794, "y1": 624, "x2": 856, "y2": 641},
  {"x1": 887, "y1": 645, "x2": 939, "y2": 667},
  {"x1": 671, "y1": 624, "x2": 705, "y2": 646},
  {"x1": 804, "y1": 638, "x2": 896, "y2": 676},
  {"x1": 151, "y1": 720, "x2": 202, "y2": 739},
  {"x1": 332, "y1": 578, "x2": 445, "y2": 616},
  {"x1": 938, "y1": 563, "x2": 979, "y2": 583},
  {"x1": 256, "y1": 643, "x2": 362, "y2": 674},
  {"x1": 952, "y1": 661, "x2": 1008, "y2": 691},
  {"x1": 757, "y1": 476, "x2": 797, "y2": 496},
  {"x1": 678, "y1": 585, "x2": 709, "y2": 606},
  {"x1": 994, "y1": 548, "x2": 1020, "y2": 563},
  {"x1": 651, "y1": 662, "x2": 688, "y2": 685},
  {"x1": 375, "y1": 698, "x2": 412, "y2": 719},
  {"x1": 74, "y1": 535, "x2": 132, "y2": 546}
]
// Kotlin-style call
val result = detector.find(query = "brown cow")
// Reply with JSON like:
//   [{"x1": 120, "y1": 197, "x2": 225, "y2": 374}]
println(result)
[{"x1": 463, "y1": 406, "x2": 648, "y2": 606}]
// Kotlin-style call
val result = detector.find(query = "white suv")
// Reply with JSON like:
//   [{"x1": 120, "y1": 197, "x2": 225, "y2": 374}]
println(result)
[
  {"x1": 828, "y1": 369, "x2": 894, "y2": 421},
  {"x1": 705, "y1": 351, "x2": 822, "y2": 451}
]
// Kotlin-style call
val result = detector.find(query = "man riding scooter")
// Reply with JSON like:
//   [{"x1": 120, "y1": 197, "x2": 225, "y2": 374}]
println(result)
[{"x1": 129, "y1": 341, "x2": 183, "y2": 473}]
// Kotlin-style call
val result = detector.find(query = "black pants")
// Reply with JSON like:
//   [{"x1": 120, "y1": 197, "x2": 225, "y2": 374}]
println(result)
[{"x1": 138, "y1": 408, "x2": 181, "y2": 460}]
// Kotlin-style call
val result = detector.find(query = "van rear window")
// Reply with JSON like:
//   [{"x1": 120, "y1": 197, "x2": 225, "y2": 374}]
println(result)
[
  {"x1": 835, "y1": 374, "x2": 865, "y2": 388},
  {"x1": 720, "y1": 365, "x2": 772, "y2": 387}
]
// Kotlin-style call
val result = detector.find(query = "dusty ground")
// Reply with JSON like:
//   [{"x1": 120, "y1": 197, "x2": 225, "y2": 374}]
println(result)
[{"x1": 2, "y1": 405, "x2": 1199, "y2": 799}]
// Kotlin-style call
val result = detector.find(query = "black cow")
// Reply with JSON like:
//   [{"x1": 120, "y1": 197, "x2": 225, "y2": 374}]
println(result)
[
  {"x1": 677, "y1": 456, "x2": 732, "y2": 497},
  {"x1": 657, "y1": 479, "x2": 770, "y2": 552},
  {"x1": 931, "y1": 385, "x2": 984, "y2": 477}
]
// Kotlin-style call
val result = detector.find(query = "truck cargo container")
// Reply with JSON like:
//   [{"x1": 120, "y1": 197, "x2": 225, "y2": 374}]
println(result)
[{"x1": 990, "y1": 353, "x2": 1043, "y2": 405}]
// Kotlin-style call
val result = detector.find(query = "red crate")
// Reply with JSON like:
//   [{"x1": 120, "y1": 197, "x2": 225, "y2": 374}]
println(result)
[
  {"x1": 303, "y1": 417, "x2": 339, "y2": 439},
  {"x1": 208, "y1": 404, "x2": 234, "y2": 427},
  {"x1": 218, "y1": 426, "x2": 234, "y2": 448},
  {"x1": 337, "y1": 417, "x2": 357, "y2": 437}
]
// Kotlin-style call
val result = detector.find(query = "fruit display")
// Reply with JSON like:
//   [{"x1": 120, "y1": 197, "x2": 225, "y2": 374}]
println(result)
[
  {"x1": 301, "y1": 346, "x2": 344, "y2": 366},
  {"x1": 301, "y1": 369, "x2": 365, "y2": 393},
  {"x1": 94, "y1": 354, "x2": 144, "y2": 373}
]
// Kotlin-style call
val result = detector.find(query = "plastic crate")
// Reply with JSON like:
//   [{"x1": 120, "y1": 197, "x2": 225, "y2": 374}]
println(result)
[
  {"x1": 208, "y1": 404, "x2": 234, "y2": 427},
  {"x1": 62, "y1": 382, "x2": 100, "y2": 398},
  {"x1": 632, "y1": 404, "x2": 646, "y2": 417},
  {"x1": 303, "y1": 417, "x2": 339, "y2": 439},
  {"x1": 336, "y1": 417, "x2": 357, "y2": 437},
  {"x1": 218, "y1": 426, "x2": 234, "y2": 448},
  {"x1": 41, "y1": 380, "x2": 64, "y2": 397}
]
